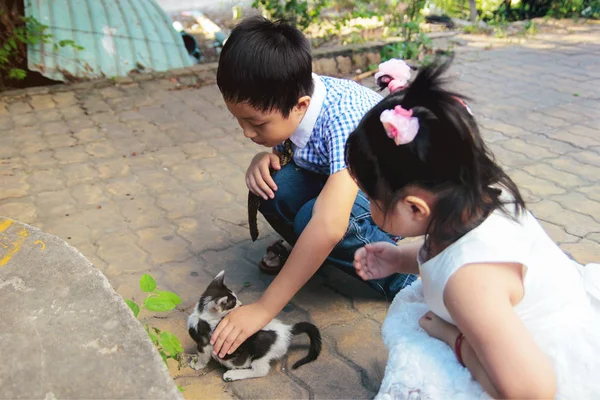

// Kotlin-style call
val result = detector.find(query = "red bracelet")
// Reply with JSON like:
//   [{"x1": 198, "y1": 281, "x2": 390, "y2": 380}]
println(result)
[{"x1": 455, "y1": 332, "x2": 466, "y2": 367}]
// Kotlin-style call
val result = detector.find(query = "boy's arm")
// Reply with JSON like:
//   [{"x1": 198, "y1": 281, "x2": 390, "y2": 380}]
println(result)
[{"x1": 210, "y1": 169, "x2": 358, "y2": 357}]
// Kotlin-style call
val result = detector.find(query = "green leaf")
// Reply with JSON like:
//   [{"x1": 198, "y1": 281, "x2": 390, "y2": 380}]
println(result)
[
  {"x1": 144, "y1": 296, "x2": 176, "y2": 312},
  {"x1": 8, "y1": 68, "x2": 27, "y2": 80},
  {"x1": 178, "y1": 386, "x2": 185, "y2": 392},
  {"x1": 140, "y1": 274, "x2": 156, "y2": 292},
  {"x1": 157, "y1": 291, "x2": 182, "y2": 305},
  {"x1": 159, "y1": 331, "x2": 183, "y2": 356},
  {"x1": 125, "y1": 299, "x2": 140, "y2": 318}
]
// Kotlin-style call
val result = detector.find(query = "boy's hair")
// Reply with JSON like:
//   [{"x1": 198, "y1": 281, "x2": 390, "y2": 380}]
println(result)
[
  {"x1": 217, "y1": 16, "x2": 314, "y2": 118},
  {"x1": 345, "y1": 57, "x2": 525, "y2": 244}
]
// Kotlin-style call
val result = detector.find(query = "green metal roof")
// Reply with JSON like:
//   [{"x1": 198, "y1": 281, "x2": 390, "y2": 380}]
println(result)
[{"x1": 25, "y1": 0, "x2": 192, "y2": 82}]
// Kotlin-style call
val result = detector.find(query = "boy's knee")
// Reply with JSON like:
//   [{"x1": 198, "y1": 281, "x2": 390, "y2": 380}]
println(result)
[{"x1": 292, "y1": 200, "x2": 314, "y2": 236}]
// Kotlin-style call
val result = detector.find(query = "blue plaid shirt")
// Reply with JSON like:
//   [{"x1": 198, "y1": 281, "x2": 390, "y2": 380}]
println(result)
[{"x1": 275, "y1": 75, "x2": 382, "y2": 176}]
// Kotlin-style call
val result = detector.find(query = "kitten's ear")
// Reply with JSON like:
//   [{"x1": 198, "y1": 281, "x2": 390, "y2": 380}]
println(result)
[{"x1": 213, "y1": 270, "x2": 225, "y2": 286}]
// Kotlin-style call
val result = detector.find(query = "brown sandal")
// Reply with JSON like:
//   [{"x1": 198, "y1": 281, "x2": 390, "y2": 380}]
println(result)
[{"x1": 259, "y1": 240, "x2": 292, "y2": 275}]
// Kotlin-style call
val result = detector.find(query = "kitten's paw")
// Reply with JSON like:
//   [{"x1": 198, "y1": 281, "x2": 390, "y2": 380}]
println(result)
[
  {"x1": 189, "y1": 355, "x2": 206, "y2": 371},
  {"x1": 222, "y1": 371, "x2": 238, "y2": 382}
]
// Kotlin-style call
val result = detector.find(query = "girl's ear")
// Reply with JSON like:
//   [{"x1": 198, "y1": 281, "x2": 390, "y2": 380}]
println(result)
[{"x1": 404, "y1": 195, "x2": 431, "y2": 220}]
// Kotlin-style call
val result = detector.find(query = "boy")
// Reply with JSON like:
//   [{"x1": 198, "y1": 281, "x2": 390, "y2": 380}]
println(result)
[{"x1": 210, "y1": 17, "x2": 416, "y2": 358}]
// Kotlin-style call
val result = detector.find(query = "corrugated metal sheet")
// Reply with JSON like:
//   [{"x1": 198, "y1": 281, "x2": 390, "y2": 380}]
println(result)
[{"x1": 25, "y1": 0, "x2": 192, "y2": 82}]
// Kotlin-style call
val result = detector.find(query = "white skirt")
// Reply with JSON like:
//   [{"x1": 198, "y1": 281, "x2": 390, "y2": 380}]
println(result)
[{"x1": 376, "y1": 264, "x2": 600, "y2": 400}]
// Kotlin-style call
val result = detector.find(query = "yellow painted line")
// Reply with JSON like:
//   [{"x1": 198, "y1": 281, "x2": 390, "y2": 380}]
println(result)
[
  {"x1": 0, "y1": 219, "x2": 13, "y2": 233},
  {"x1": 0, "y1": 227, "x2": 28, "y2": 267}
]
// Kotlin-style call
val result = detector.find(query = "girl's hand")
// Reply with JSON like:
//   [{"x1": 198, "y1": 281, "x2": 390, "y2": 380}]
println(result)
[
  {"x1": 354, "y1": 242, "x2": 404, "y2": 280},
  {"x1": 246, "y1": 152, "x2": 281, "y2": 200}
]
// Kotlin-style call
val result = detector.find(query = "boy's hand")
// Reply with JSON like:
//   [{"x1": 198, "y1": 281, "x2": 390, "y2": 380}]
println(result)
[
  {"x1": 246, "y1": 152, "x2": 281, "y2": 200},
  {"x1": 354, "y1": 242, "x2": 403, "y2": 280},
  {"x1": 210, "y1": 303, "x2": 272, "y2": 358}
]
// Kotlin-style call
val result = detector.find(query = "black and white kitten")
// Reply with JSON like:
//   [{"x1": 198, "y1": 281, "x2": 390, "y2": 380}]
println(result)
[{"x1": 187, "y1": 271, "x2": 322, "y2": 381}]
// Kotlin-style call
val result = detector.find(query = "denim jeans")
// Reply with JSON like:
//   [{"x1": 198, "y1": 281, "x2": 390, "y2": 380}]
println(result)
[{"x1": 259, "y1": 162, "x2": 417, "y2": 297}]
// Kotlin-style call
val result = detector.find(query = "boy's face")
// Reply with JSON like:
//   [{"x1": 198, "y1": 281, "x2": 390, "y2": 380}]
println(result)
[{"x1": 225, "y1": 97, "x2": 310, "y2": 148}]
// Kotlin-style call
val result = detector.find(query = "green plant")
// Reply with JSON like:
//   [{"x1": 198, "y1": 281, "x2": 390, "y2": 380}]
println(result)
[
  {"x1": 381, "y1": 32, "x2": 434, "y2": 65},
  {"x1": 0, "y1": 10, "x2": 83, "y2": 87},
  {"x1": 251, "y1": 0, "x2": 328, "y2": 31},
  {"x1": 126, "y1": 274, "x2": 185, "y2": 368}
]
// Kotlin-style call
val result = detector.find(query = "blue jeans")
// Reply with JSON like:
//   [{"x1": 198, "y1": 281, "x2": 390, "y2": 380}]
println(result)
[{"x1": 259, "y1": 162, "x2": 417, "y2": 297}]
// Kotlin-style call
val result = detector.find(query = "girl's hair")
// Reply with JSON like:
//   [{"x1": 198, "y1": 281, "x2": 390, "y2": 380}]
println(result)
[
  {"x1": 345, "y1": 57, "x2": 525, "y2": 244},
  {"x1": 216, "y1": 16, "x2": 314, "y2": 118}
]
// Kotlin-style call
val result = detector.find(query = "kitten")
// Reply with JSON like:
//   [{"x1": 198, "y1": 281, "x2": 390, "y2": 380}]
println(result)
[{"x1": 187, "y1": 271, "x2": 322, "y2": 381}]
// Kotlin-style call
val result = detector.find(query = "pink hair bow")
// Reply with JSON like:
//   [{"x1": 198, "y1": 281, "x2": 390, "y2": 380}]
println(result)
[
  {"x1": 380, "y1": 106, "x2": 420, "y2": 146},
  {"x1": 375, "y1": 59, "x2": 412, "y2": 92}
]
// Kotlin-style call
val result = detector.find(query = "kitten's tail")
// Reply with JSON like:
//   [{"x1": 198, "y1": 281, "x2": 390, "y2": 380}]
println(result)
[{"x1": 290, "y1": 322, "x2": 322, "y2": 369}]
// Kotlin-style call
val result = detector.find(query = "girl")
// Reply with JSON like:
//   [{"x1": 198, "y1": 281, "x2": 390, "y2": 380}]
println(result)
[{"x1": 346, "y1": 58, "x2": 600, "y2": 399}]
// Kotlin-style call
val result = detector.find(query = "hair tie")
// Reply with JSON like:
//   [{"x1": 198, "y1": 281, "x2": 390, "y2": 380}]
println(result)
[
  {"x1": 380, "y1": 106, "x2": 420, "y2": 146},
  {"x1": 375, "y1": 59, "x2": 412, "y2": 92}
]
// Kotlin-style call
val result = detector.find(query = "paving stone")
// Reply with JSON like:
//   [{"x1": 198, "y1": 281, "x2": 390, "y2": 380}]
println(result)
[
  {"x1": 291, "y1": 340, "x2": 372, "y2": 399},
  {"x1": 27, "y1": 169, "x2": 66, "y2": 193},
  {"x1": 137, "y1": 226, "x2": 191, "y2": 264},
  {"x1": 561, "y1": 239, "x2": 600, "y2": 265},
  {"x1": 500, "y1": 139, "x2": 558, "y2": 160},
  {"x1": 85, "y1": 141, "x2": 119, "y2": 158},
  {"x1": 180, "y1": 141, "x2": 218, "y2": 158},
  {"x1": 105, "y1": 177, "x2": 149, "y2": 198},
  {"x1": 549, "y1": 156, "x2": 600, "y2": 183},
  {"x1": 7, "y1": 101, "x2": 32, "y2": 114},
  {"x1": 522, "y1": 163, "x2": 588, "y2": 188},
  {"x1": 118, "y1": 197, "x2": 167, "y2": 230},
  {"x1": 70, "y1": 183, "x2": 111, "y2": 207},
  {"x1": 41, "y1": 121, "x2": 71, "y2": 136},
  {"x1": 509, "y1": 169, "x2": 567, "y2": 197},
  {"x1": 528, "y1": 200, "x2": 600, "y2": 237},
  {"x1": 35, "y1": 190, "x2": 77, "y2": 217},
  {"x1": 1, "y1": 174, "x2": 30, "y2": 199},
  {"x1": 522, "y1": 133, "x2": 579, "y2": 154},
  {"x1": 96, "y1": 159, "x2": 131, "y2": 180},
  {"x1": 324, "y1": 318, "x2": 388, "y2": 391},
  {"x1": 97, "y1": 232, "x2": 150, "y2": 277},
  {"x1": 156, "y1": 191, "x2": 198, "y2": 219},
  {"x1": 52, "y1": 91, "x2": 78, "y2": 107},
  {"x1": 45, "y1": 133, "x2": 77, "y2": 149},
  {"x1": 578, "y1": 185, "x2": 600, "y2": 202},
  {"x1": 551, "y1": 192, "x2": 600, "y2": 223},
  {"x1": 74, "y1": 127, "x2": 105, "y2": 143},
  {"x1": 0, "y1": 198, "x2": 38, "y2": 224},
  {"x1": 54, "y1": 145, "x2": 92, "y2": 164},
  {"x1": 539, "y1": 220, "x2": 579, "y2": 244},
  {"x1": 136, "y1": 169, "x2": 186, "y2": 194},
  {"x1": 42, "y1": 217, "x2": 93, "y2": 247},
  {"x1": 30, "y1": 94, "x2": 56, "y2": 110},
  {"x1": 175, "y1": 216, "x2": 230, "y2": 255},
  {"x1": 61, "y1": 162, "x2": 100, "y2": 186}
]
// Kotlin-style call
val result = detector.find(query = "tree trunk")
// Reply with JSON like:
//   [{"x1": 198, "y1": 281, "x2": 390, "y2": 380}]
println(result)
[{"x1": 468, "y1": 0, "x2": 478, "y2": 23}]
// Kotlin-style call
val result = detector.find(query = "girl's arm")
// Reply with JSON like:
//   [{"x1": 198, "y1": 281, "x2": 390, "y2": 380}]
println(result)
[
  {"x1": 444, "y1": 262, "x2": 556, "y2": 399},
  {"x1": 210, "y1": 169, "x2": 358, "y2": 357}
]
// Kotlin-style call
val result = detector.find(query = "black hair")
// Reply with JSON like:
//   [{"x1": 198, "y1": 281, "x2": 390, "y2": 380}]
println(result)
[
  {"x1": 345, "y1": 56, "x2": 525, "y2": 246},
  {"x1": 216, "y1": 16, "x2": 314, "y2": 118}
]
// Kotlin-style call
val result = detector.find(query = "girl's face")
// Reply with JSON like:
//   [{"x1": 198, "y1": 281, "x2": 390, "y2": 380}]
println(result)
[{"x1": 369, "y1": 190, "x2": 433, "y2": 238}]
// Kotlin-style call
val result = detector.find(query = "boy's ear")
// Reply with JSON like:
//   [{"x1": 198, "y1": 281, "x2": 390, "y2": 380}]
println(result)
[
  {"x1": 295, "y1": 95, "x2": 311, "y2": 114},
  {"x1": 404, "y1": 196, "x2": 431, "y2": 220}
]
